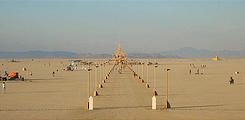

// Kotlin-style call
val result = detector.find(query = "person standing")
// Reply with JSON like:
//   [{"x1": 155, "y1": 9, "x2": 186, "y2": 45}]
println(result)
[
  {"x1": 2, "y1": 81, "x2": 6, "y2": 94},
  {"x1": 0, "y1": 77, "x2": 2, "y2": 94},
  {"x1": 52, "y1": 71, "x2": 55, "y2": 77},
  {"x1": 229, "y1": 77, "x2": 234, "y2": 84},
  {"x1": 4, "y1": 71, "x2": 8, "y2": 76}
]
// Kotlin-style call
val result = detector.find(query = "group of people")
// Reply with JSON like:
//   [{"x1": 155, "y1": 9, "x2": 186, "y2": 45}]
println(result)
[
  {"x1": 189, "y1": 68, "x2": 202, "y2": 75},
  {"x1": 189, "y1": 64, "x2": 206, "y2": 75},
  {"x1": 190, "y1": 64, "x2": 207, "y2": 68},
  {"x1": 0, "y1": 71, "x2": 57, "y2": 94},
  {"x1": 189, "y1": 64, "x2": 235, "y2": 85}
]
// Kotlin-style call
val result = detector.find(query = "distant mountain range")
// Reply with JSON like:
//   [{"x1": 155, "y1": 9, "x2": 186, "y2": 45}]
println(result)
[
  {"x1": 160, "y1": 47, "x2": 245, "y2": 58},
  {"x1": 1, "y1": 48, "x2": 245, "y2": 59},
  {"x1": 0, "y1": 51, "x2": 78, "y2": 59}
]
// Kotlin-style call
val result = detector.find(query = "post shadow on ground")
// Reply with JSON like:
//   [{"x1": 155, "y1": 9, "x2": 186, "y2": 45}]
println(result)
[
  {"x1": 26, "y1": 78, "x2": 64, "y2": 81},
  {"x1": 93, "y1": 104, "x2": 224, "y2": 111},
  {"x1": 98, "y1": 94, "x2": 128, "y2": 97},
  {"x1": 162, "y1": 104, "x2": 224, "y2": 110},
  {"x1": 156, "y1": 93, "x2": 182, "y2": 97}
]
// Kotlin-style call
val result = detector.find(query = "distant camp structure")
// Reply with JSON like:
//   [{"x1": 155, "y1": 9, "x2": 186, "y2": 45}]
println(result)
[
  {"x1": 71, "y1": 60, "x2": 81, "y2": 62},
  {"x1": 212, "y1": 56, "x2": 220, "y2": 61},
  {"x1": 10, "y1": 59, "x2": 18, "y2": 62},
  {"x1": 0, "y1": 72, "x2": 24, "y2": 81},
  {"x1": 112, "y1": 43, "x2": 128, "y2": 64},
  {"x1": 65, "y1": 60, "x2": 94, "y2": 71}
]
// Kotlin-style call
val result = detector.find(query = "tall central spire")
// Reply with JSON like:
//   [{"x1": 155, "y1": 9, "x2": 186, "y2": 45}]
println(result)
[{"x1": 112, "y1": 43, "x2": 128, "y2": 64}]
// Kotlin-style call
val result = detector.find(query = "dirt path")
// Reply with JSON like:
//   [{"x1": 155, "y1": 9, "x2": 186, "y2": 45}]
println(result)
[{"x1": 94, "y1": 65, "x2": 152, "y2": 111}]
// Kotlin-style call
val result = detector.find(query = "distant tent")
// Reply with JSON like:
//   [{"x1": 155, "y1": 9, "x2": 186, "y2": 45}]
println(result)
[
  {"x1": 72, "y1": 60, "x2": 81, "y2": 62},
  {"x1": 212, "y1": 56, "x2": 219, "y2": 61},
  {"x1": 10, "y1": 72, "x2": 18, "y2": 78}
]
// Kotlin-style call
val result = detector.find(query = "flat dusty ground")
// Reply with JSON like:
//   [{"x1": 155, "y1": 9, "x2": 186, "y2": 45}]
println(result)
[{"x1": 0, "y1": 58, "x2": 245, "y2": 120}]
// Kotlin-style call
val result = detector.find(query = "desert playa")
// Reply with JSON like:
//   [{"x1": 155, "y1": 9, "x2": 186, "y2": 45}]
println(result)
[
  {"x1": 0, "y1": 58, "x2": 245, "y2": 120},
  {"x1": 1, "y1": 0, "x2": 245, "y2": 119}
]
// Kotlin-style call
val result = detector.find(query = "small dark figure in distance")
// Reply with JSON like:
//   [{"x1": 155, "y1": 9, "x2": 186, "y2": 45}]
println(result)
[
  {"x1": 229, "y1": 77, "x2": 234, "y2": 84},
  {"x1": 52, "y1": 72, "x2": 55, "y2": 77},
  {"x1": 134, "y1": 73, "x2": 137, "y2": 78},
  {"x1": 2, "y1": 81, "x2": 6, "y2": 93},
  {"x1": 4, "y1": 71, "x2": 8, "y2": 76},
  {"x1": 197, "y1": 69, "x2": 199, "y2": 74}
]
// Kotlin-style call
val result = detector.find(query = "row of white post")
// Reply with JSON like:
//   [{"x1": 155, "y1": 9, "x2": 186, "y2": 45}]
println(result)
[{"x1": 87, "y1": 60, "x2": 167, "y2": 111}]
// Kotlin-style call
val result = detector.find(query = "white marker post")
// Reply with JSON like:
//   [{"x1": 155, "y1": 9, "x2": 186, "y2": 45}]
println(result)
[
  {"x1": 89, "y1": 96, "x2": 93, "y2": 110},
  {"x1": 152, "y1": 96, "x2": 156, "y2": 110}
]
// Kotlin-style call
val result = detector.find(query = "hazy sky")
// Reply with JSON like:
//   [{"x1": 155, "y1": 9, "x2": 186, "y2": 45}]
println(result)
[{"x1": 0, "y1": 0, "x2": 244, "y2": 53}]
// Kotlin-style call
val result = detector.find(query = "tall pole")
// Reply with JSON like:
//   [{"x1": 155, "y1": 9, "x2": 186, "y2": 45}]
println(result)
[
  {"x1": 136, "y1": 64, "x2": 137, "y2": 74},
  {"x1": 102, "y1": 62, "x2": 106, "y2": 83},
  {"x1": 101, "y1": 62, "x2": 103, "y2": 80},
  {"x1": 95, "y1": 66, "x2": 98, "y2": 89},
  {"x1": 98, "y1": 62, "x2": 103, "y2": 88},
  {"x1": 166, "y1": 70, "x2": 168, "y2": 100},
  {"x1": 87, "y1": 67, "x2": 92, "y2": 98},
  {"x1": 94, "y1": 65, "x2": 99, "y2": 96},
  {"x1": 154, "y1": 65, "x2": 156, "y2": 90},
  {"x1": 164, "y1": 68, "x2": 171, "y2": 109},
  {"x1": 100, "y1": 63, "x2": 102, "y2": 83},
  {"x1": 146, "y1": 63, "x2": 149, "y2": 88},
  {"x1": 103, "y1": 63, "x2": 105, "y2": 79},
  {"x1": 88, "y1": 69, "x2": 91, "y2": 98},
  {"x1": 153, "y1": 65, "x2": 158, "y2": 96},
  {"x1": 153, "y1": 65, "x2": 156, "y2": 90},
  {"x1": 141, "y1": 61, "x2": 144, "y2": 79},
  {"x1": 86, "y1": 67, "x2": 93, "y2": 110},
  {"x1": 137, "y1": 61, "x2": 139, "y2": 74},
  {"x1": 145, "y1": 62, "x2": 150, "y2": 88}
]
